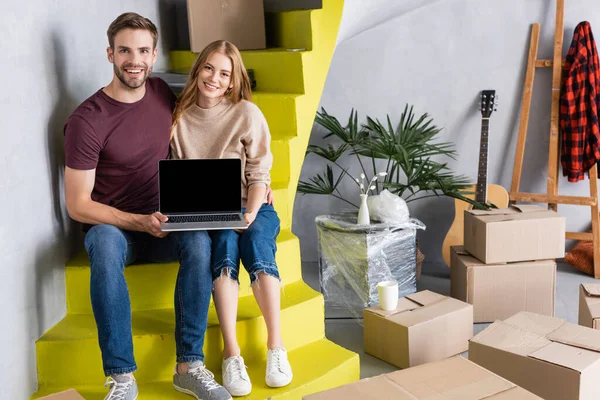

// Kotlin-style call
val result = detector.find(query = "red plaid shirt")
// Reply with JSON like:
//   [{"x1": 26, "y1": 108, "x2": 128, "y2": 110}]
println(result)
[{"x1": 560, "y1": 21, "x2": 600, "y2": 182}]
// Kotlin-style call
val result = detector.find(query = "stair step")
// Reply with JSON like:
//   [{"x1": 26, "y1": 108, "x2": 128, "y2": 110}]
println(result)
[
  {"x1": 271, "y1": 136, "x2": 299, "y2": 190},
  {"x1": 265, "y1": 9, "x2": 315, "y2": 50},
  {"x1": 33, "y1": 338, "x2": 359, "y2": 400},
  {"x1": 36, "y1": 282, "x2": 325, "y2": 388},
  {"x1": 170, "y1": 49, "x2": 308, "y2": 94},
  {"x1": 271, "y1": 182, "x2": 295, "y2": 231},
  {"x1": 252, "y1": 92, "x2": 309, "y2": 139},
  {"x1": 65, "y1": 230, "x2": 301, "y2": 313}
]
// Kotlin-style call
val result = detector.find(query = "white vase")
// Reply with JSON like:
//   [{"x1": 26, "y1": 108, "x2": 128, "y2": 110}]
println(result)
[{"x1": 357, "y1": 194, "x2": 370, "y2": 225}]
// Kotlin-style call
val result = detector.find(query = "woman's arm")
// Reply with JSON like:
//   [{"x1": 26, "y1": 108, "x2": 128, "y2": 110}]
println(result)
[{"x1": 244, "y1": 185, "x2": 267, "y2": 225}]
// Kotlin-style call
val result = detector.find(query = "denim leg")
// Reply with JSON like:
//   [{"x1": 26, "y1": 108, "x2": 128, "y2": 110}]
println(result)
[
  {"x1": 168, "y1": 230, "x2": 213, "y2": 363},
  {"x1": 239, "y1": 204, "x2": 281, "y2": 285},
  {"x1": 209, "y1": 229, "x2": 241, "y2": 283},
  {"x1": 85, "y1": 224, "x2": 138, "y2": 376}
]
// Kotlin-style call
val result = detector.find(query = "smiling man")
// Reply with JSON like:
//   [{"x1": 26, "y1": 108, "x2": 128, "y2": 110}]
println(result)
[{"x1": 63, "y1": 13, "x2": 231, "y2": 400}]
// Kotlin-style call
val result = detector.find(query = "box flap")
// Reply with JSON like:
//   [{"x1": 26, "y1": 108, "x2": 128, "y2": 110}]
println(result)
[
  {"x1": 510, "y1": 204, "x2": 547, "y2": 213},
  {"x1": 582, "y1": 283, "x2": 600, "y2": 297},
  {"x1": 470, "y1": 321, "x2": 550, "y2": 356},
  {"x1": 466, "y1": 205, "x2": 545, "y2": 216},
  {"x1": 503, "y1": 312, "x2": 565, "y2": 337},
  {"x1": 303, "y1": 374, "x2": 417, "y2": 399},
  {"x1": 390, "y1": 297, "x2": 471, "y2": 328},
  {"x1": 406, "y1": 290, "x2": 447, "y2": 307},
  {"x1": 528, "y1": 341, "x2": 600, "y2": 372},
  {"x1": 387, "y1": 356, "x2": 517, "y2": 399},
  {"x1": 364, "y1": 297, "x2": 420, "y2": 317},
  {"x1": 38, "y1": 389, "x2": 85, "y2": 400},
  {"x1": 546, "y1": 322, "x2": 600, "y2": 353}
]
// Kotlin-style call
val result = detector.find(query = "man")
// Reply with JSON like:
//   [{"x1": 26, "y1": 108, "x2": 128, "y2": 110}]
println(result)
[{"x1": 64, "y1": 12, "x2": 232, "y2": 400}]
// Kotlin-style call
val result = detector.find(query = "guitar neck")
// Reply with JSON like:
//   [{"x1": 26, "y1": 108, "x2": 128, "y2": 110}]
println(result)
[{"x1": 476, "y1": 118, "x2": 489, "y2": 204}]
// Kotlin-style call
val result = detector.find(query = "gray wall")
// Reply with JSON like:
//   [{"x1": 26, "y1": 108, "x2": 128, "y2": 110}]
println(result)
[
  {"x1": 0, "y1": 1, "x2": 172, "y2": 398},
  {"x1": 293, "y1": 0, "x2": 600, "y2": 274}
]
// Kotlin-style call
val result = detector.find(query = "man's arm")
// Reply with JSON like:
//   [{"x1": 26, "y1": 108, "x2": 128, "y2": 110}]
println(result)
[{"x1": 64, "y1": 166, "x2": 168, "y2": 237}]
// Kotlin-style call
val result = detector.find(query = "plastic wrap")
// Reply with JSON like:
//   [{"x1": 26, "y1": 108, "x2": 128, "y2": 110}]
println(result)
[{"x1": 316, "y1": 212, "x2": 426, "y2": 321}]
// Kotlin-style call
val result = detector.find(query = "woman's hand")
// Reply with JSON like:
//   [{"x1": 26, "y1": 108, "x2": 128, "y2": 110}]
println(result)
[{"x1": 244, "y1": 211, "x2": 256, "y2": 226}]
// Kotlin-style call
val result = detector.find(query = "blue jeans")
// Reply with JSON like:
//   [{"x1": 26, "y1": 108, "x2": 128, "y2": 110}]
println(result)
[
  {"x1": 84, "y1": 225, "x2": 213, "y2": 376},
  {"x1": 209, "y1": 204, "x2": 280, "y2": 284}
]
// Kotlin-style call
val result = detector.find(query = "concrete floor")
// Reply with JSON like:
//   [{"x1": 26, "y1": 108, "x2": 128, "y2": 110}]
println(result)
[{"x1": 301, "y1": 260, "x2": 598, "y2": 379}]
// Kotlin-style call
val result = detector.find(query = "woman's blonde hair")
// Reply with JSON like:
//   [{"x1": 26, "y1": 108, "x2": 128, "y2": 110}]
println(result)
[{"x1": 172, "y1": 40, "x2": 252, "y2": 129}]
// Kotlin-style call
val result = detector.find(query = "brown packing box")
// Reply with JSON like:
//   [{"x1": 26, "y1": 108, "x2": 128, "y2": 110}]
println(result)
[
  {"x1": 187, "y1": 0, "x2": 266, "y2": 52},
  {"x1": 38, "y1": 389, "x2": 85, "y2": 399},
  {"x1": 363, "y1": 290, "x2": 473, "y2": 369},
  {"x1": 450, "y1": 246, "x2": 556, "y2": 323},
  {"x1": 469, "y1": 311, "x2": 600, "y2": 400},
  {"x1": 579, "y1": 283, "x2": 600, "y2": 329},
  {"x1": 463, "y1": 204, "x2": 565, "y2": 264},
  {"x1": 303, "y1": 355, "x2": 542, "y2": 399}
]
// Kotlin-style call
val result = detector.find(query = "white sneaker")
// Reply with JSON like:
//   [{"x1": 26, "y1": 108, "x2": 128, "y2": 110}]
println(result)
[
  {"x1": 265, "y1": 347, "x2": 293, "y2": 388},
  {"x1": 222, "y1": 355, "x2": 252, "y2": 396}
]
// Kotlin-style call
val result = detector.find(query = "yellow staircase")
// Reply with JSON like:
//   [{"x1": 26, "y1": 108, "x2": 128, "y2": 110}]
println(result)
[{"x1": 32, "y1": 1, "x2": 359, "y2": 399}]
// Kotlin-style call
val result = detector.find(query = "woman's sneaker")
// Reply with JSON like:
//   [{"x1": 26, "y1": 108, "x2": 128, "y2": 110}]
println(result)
[
  {"x1": 104, "y1": 375, "x2": 138, "y2": 400},
  {"x1": 173, "y1": 361, "x2": 232, "y2": 400},
  {"x1": 265, "y1": 347, "x2": 293, "y2": 388},
  {"x1": 222, "y1": 355, "x2": 252, "y2": 396}
]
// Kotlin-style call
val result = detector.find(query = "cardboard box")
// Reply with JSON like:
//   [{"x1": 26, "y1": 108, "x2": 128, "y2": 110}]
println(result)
[
  {"x1": 463, "y1": 205, "x2": 565, "y2": 264},
  {"x1": 187, "y1": 0, "x2": 266, "y2": 52},
  {"x1": 363, "y1": 290, "x2": 472, "y2": 369},
  {"x1": 303, "y1": 355, "x2": 542, "y2": 399},
  {"x1": 451, "y1": 246, "x2": 556, "y2": 323},
  {"x1": 39, "y1": 389, "x2": 85, "y2": 399},
  {"x1": 469, "y1": 311, "x2": 600, "y2": 400},
  {"x1": 579, "y1": 283, "x2": 600, "y2": 329}
]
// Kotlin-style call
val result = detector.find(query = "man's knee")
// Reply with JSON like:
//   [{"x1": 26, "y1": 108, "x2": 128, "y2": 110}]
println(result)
[{"x1": 84, "y1": 225, "x2": 128, "y2": 268}]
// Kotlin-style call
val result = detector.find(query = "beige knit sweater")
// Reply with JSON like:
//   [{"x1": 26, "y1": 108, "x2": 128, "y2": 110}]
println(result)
[{"x1": 170, "y1": 98, "x2": 272, "y2": 205}]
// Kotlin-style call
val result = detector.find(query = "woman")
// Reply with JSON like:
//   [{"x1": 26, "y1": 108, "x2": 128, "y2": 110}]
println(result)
[{"x1": 170, "y1": 40, "x2": 292, "y2": 397}]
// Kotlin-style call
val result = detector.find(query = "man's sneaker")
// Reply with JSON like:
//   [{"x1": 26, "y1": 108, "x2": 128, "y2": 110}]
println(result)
[
  {"x1": 173, "y1": 361, "x2": 232, "y2": 400},
  {"x1": 222, "y1": 355, "x2": 252, "y2": 396},
  {"x1": 265, "y1": 347, "x2": 293, "y2": 388},
  {"x1": 104, "y1": 375, "x2": 138, "y2": 400}
]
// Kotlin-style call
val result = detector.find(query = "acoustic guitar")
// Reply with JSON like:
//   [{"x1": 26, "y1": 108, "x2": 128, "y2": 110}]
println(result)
[{"x1": 442, "y1": 90, "x2": 509, "y2": 267}]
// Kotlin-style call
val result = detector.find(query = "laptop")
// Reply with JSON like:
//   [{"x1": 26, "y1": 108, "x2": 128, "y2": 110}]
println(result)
[{"x1": 159, "y1": 158, "x2": 247, "y2": 231}]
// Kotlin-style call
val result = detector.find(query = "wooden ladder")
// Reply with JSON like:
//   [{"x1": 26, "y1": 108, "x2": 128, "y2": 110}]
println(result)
[{"x1": 509, "y1": 0, "x2": 600, "y2": 278}]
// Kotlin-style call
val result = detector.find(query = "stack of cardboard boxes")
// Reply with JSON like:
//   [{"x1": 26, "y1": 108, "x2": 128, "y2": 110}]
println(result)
[
  {"x1": 304, "y1": 205, "x2": 571, "y2": 399},
  {"x1": 451, "y1": 205, "x2": 565, "y2": 322}
]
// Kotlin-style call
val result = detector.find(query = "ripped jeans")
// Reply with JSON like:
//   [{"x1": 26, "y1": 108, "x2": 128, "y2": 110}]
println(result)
[{"x1": 209, "y1": 204, "x2": 280, "y2": 285}]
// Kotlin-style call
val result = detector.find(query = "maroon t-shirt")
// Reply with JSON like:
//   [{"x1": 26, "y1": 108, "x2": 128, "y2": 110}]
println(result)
[{"x1": 64, "y1": 77, "x2": 176, "y2": 214}]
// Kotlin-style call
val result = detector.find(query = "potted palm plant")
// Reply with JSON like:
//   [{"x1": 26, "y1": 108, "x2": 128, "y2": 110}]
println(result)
[
  {"x1": 298, "y1": 105, "x2": 486, "y2": 210},
  {"x1": 301, "y1": 106, "x2": 487, "y2": 310}
]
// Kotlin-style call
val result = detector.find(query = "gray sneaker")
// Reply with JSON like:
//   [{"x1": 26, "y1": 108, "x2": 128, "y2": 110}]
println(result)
[
  {"x1": 104, "y1": 375, "x2": 138, "y2": 400},
  {"x1": 173, "y1": 361, "x2": 232, "y2": 400}
]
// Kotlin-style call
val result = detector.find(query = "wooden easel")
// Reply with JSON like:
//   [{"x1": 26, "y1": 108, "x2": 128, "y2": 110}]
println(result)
[{"x1": 510, "y1": 0, "x2": 600, "y2": 278}]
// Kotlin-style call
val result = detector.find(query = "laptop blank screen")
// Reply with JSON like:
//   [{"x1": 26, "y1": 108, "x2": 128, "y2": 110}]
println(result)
[{"x1": 159, "y1": 159, "x2": 242, "y2": 214}]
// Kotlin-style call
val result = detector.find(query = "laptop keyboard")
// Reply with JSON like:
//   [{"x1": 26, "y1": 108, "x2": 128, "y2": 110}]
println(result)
[{"x1": 167, "y1": 214, "x2": 242, "y2": 224}]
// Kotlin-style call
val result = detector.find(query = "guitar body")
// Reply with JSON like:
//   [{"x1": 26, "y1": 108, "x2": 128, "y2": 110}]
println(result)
[{"x1": 442, "y1": 183, "x2": 509, "y2": 267}]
